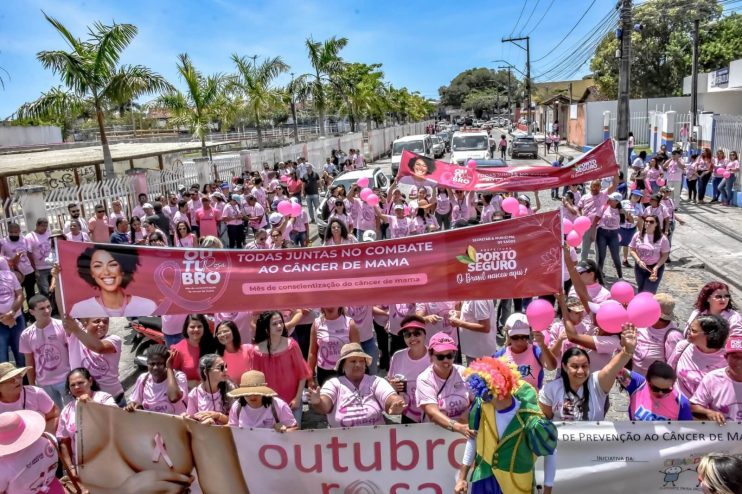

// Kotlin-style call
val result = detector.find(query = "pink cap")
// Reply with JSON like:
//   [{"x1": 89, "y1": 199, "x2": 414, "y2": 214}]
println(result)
[
  {"x1": 428, "y1": 332, "x2": 458, "y2": 353},
  {"x1": 400, "y1": 320, "x2": 426, "y2": 332},
  {"x1": 725, "y1": 335, "x2": 742, "y2": 354}
]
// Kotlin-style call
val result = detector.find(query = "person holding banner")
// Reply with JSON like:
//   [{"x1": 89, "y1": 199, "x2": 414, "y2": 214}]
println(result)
[
  {"x1": 308, "y1": 307, "x2": 360, "y2": 386},
  {"x1": 539, "y1": 324, "x2": 637, "y2": 421},
  {"x1": 690, "y1": 335, "x2": 742, "y2": 424}
]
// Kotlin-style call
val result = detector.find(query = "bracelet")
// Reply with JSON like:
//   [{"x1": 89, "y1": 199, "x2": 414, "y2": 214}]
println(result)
[{"x1": 448, "y1": 419, "x2": 457, "y2": 431}]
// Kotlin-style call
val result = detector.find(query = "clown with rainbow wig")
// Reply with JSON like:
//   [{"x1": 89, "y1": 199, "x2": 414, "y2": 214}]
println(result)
[{"x1": 455, "y1": 357, "x2": 558, "y2": 494}]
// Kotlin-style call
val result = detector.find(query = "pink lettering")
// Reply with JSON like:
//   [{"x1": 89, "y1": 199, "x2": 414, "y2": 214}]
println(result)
[
  {"x1": 420, "y1": 483, "x2": 443, "y2": 494},
  {"x1": 448, "y1": 438, "x2": 466, "y2": 469},
  {"x1": 391, "y1": 483, "x2": 411, "y2": 494},
  {"x1": 326, "y1": 436, "x2": 349, "y2": 472},
  {"x1": 390, "y1": 428, "x2": 419, "y2": 471},
  {"x1": 426, "y1": 438, "x2": 446, "y2": 469},
  {"x1": 352, "y1": 442, "x2": 381, "y2": 472},
  {"x1": 295, "y1": 443, "x2": 322, "y2": 473},
  {"x1": 259, "y1": 445, "x2": 288, "y2": 469},
  {"x1": 321, "y1": 484, "x2": 340, "y2": 494}
]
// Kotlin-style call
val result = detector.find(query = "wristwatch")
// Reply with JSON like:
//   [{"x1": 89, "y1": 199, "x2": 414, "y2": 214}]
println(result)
[{"x1": 448, "y1": 419, "x2": 456, "y2": 431}]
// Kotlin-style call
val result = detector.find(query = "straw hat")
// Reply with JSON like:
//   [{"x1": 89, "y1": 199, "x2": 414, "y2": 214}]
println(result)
[
  {"x1": 0, "y1": 362, "x2": 29, "y2": 384},
  {"x1": 227, "y1": 371, "x2": 277, "y2": 398},
  {"x1": 334, "y1": 342, "x2": 372, "y2": 371},
  {"x1": 0, "y1": 410, "x2": 46, "y2": 457},
  {"x1": 654, "y1": 293, "x2": 675, "y2": 321}
]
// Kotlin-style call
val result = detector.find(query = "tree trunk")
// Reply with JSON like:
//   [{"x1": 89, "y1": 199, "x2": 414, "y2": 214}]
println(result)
[
  {"x1": 256, "y1": 119, "x2": 263, "y2": 151},
  {"x1": 95, "y1": 103, "x2": 115, "y2": 179},
  {"x1": 201, "y1": 134, "x2": 207, "y2": 157},
  {"x1": 349, "y1": 111, "x2": 356, "y2": 133},
  {"x1": 318, "y1": 105, "x2": 326, "y2": 136},
  {"x1": 291, "y1": 101, "x2": 299, "y2": 144}
]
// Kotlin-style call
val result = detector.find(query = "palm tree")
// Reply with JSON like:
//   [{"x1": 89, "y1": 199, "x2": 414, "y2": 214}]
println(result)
[
  {"x1": 303, "y1": 36, "x2": 347, "y2": 136},
  {"x1": 333, "y1": 63, "x2": 385, "y2": 132},
  {"x1": 229, "y1": 55, "x2": 288, "y2": 151},
  {"x1": 284, "y1": 73, "x2": 311, "y2": 144},
  {"x1": 155, "y1": 53, "x2": 225, "y2": 157},
  {"x1": 17, "y1": 13, "x2": 172, "y2": 178}
]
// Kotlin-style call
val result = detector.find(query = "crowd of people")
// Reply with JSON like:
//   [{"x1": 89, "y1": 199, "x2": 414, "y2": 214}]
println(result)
[{"x1": 0, "y1": 143, "x2": 741, "y2": 493}]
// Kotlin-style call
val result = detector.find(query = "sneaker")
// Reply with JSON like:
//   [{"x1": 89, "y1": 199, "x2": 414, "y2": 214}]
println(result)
[{"x1": 622, "y1": 260, "x2": 630, "y2": 267}]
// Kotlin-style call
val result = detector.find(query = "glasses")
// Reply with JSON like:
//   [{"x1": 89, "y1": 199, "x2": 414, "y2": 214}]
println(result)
[
  {"x1": 402, "y1": 329, "x2": 424, "y2": 338},
  {"x1": 271, "y1": 233, "x2": 281, "y2": 238},
  {"x1": 434, "y1": 353, "x2": 455, "y2": 361},
  {"x1": 712, "y1": 294, "x2": 731, "y2": 300},
  {"x1": 510, "y1": 335, "x2": 530, "y2": 341},
  {"x1": 645, "y1": 220, "x2": 656, "y2": 224},
  {"x1": 211, "y1": 364, "x2": 227, "y2": 372}
]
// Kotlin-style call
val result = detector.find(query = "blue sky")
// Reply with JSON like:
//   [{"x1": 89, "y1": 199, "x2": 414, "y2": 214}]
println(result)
[{"x1": 0, "y1": 0, "x2": 618, "y2": 119}]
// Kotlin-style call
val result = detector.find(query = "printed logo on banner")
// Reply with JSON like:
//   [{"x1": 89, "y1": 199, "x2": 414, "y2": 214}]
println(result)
[
  {"x1": 181, "y1": 250, "x2": 224, "y2": 286},
  {"x1": 572, "y1": 158, "x2": 599, "y2": 177},
  {"x1": 657, "y1": 456, "x2": 703, "y2": 490}
]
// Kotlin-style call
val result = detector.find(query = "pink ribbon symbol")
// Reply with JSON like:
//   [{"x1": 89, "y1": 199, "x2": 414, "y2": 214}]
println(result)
[
  {"x1": 151, "y1": 432, "x2": 174, "y2": 468},
  {"x1": 153, "y1": 256, "x2": 233, "y2": 314}
]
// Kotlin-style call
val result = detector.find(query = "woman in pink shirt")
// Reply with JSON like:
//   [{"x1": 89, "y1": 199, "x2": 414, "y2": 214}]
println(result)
[
  {"x1": 307, "y1": 307, "x2": 360, "y2": 386},
  {"x1": 0, "y1": 363, "x2": 59, "y2": 432},
  {"x1": 174, "y1": 220, "x2": 197, "y2": 247},
  {"x1": 495, "y1": 313, "x2": 557, "y2": 389},
  {"x1": 696, "y1": 148, "x2": 714, "y2": 203},
  {"x1": 719, "y1": 150, "x2": 739, "y2": 206},
  {"x1": 57, "y1": 367, "x2": 116, "y2": 473},
  {"x1": 227, "y1": 370, "x2": 297, "y2": 431},
  {"x1": 288, "y1": 208, "x2": 310, "y2": 247},
  {"x1": 195, "y1": 195, "x2": 221, "y2": 238},
  {"x1": 451, "y1": 189, "x2": 471, "y2": 224},
  {"x1": 2, "y1": 223, "x2": 35, "y2": 302},
  {"x1": 388, "y1": 316, "x2": 430, "y2": 423},
  {"x1": 629, "y1": 214, "x2": 670, "y2": 293},
  {"x1": 684, "y1": 281, "x2": 742, "y2": 337},
  {"x1": 184, "y1": 353, "x2": 234, "y2": 425},
  {"x1": 711, "y1": 149, "x2": 728, "y2": 203},
  {"x1": 632, "y1": 293, "x2": 683, "y2": 376},
  {"x1": 170, "y1": 314, "x2": 218, "y2": 388},
  {"x1": 644, "y1": 158, "x2": 664, "y2": 193},
  {"x1": 594, "y1": 192, "x2": 624, "y2": 279},
  {"x1": 558, "y1": 296, "x2": 623, "y2": 373},
  {"x1": 309, "y1": 342, "x2": 404, "y2": 428},
  {"x1": 435, "y1": 188, "x2": 452, "y2": 230},
  {"x1": 690, "y1": 334, "x2": 742, "y2": 424},
  {"x1": 64, "y1": 220, "x2": 90, "y2": 242},
  {"x1": 215, "y1": 320, "x2": 254, "y2": 383},
  {"x1": 327, "y1": 199, "x2": 353, "y2": 231},
  {"x1": 669, "y1": 314, "x2": 729, "y2": 398},
  {"x1": 323, "y1": 219, "x2": 357, "y2": 246},
  {"x1": 412, "y1": 206, "x2": 440, "y2": 235},
  {"x1": 245, "y1": 228, "x2": 269, "y2": 249},
  {"x1": 382, "y1": 204, "x2": 413, "y2": 239},
  {"x1": 251, "y1": 311, "x2": 311, "y2": 424},
  {"x1": 88, "y1": 205, "x2": 110, "y2": 243},
  {"x1": 223, "y1": 195, "x2": 246, "y2": 249},
  {"x1": 126, "y1": 345, "x2": 188, "y2": 415}
]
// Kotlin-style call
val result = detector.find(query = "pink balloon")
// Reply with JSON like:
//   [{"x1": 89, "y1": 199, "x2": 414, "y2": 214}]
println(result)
[
  {"x1": 360, "y1": 187, "x2": 373, "y2": 201},
  {"x1": 357, "y1": 177, "x2": 369, "y2": 188},
  {"x1": 277, "y1": 200, "x2": 292, "y2": 216},
  {"x1": 563, "y1": 218, "x2": 574, "y2": 234},
  {"x1": 526, "y1": 299, "x2": 555, "y2": 332},
  {"x1": 610, "y1": 281, "x2": 635, "y2": 305},
  {"x1": 280, "y1": 175, "x2": 289, "y2": 183},
  {"x1": 291, "y1": 202, "x2": 303, "y2": 217},
  {"x1": 627, "y1": 292, "x2": 662, "y2": 328},
  {"x1": 467, "y1": 159, "x2": 477, "y2": 169},
  {"x1": 716, "y1": 167, "x2": 727, "y2": 176},
  {"x1": 573, "y1": 216, "x2": 592, "y2": 235},
  {"x1": 366, "y1": 193, "x2": 380, "y2": 207},
  {"x1": 566, "y1": 230, "x2": 582, "y2": 247},
  {"x1": 596, "y1": 301, "x2": 629, "y2": 334},
  {"x1": 502, "y1": 197, "x2": 519, "y2": 215},
  {"x1": 629, "y1": 182, "x2": 637, "y2": 190},
  {"x1": 724, "y1": 171, "x2": 732, "y2": 179},
  {"x1": 656, "y1": 178, "x2": 666, "y2": 186}
]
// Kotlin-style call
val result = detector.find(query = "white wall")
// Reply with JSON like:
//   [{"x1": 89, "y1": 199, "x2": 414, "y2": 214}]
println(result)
[
  {"x1": 0, "y1": 126, "x2": 63, "y2": 147},
  {"x1": 586, "y1": 97, "x2": 691, "y2": 145}
]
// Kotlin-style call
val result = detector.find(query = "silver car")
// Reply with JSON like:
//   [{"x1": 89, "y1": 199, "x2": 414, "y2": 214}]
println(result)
[
  {"x1": 509, "y1": 136, "x2": 538, "y2": 159},
  {"x1": 430, "y1": 135, "x2": 445, "y2": 158}
]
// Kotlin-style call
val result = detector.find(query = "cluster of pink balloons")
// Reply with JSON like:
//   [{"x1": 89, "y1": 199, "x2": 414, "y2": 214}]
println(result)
[
  {"x1": 563, "y1": 216, "x2": 592, "y2": 247},
  {"x1": 595, "y1": 281, "x2": 662, "y2": 333},
  {"x1": 356, "y1": 177, "x2": 380, "y2": 207},
  {"x1": 501, "y1": 197, "x2": 529, "y2": 218},
  {"x1": 276, "y1": 199, "x2": 303, "y2": 218},
  {"x1": 716, "y1": 167, "x2": 734, "y2": 179}
]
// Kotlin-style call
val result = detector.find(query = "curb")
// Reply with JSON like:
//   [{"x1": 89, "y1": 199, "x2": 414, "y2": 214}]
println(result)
[{"x1": 672, "y1": 239, "x2": 742, "y2": 294}]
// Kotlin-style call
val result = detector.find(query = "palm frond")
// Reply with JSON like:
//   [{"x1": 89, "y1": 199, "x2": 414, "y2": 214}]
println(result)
[
  {"x1": 36, "y1": 50, "x2": 90, "y2": 94},
  {"x1": 90, "y1": 21, "x2": 138, "y2": 77},
  {"x1": 42, "y1": 11, "x2": 84, "y2": 54},
  {"x1": 102, "y1": 64, "x2": 174, "y2": 104},
  {"x1": 16, "y1": 87, "x2": 90, "y2": 120}
]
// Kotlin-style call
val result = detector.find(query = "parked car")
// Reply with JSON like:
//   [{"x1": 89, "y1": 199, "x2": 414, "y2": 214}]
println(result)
[
  {"x1": 437, "y1": 131, "x2": 451, "y2": 151},
  {"x1": 509, "y1": 136, "x2": 538, "y2": 159},
  {"x1": 430, "y1": 135, "x2": 445, "y2": 158},
  {"x1": 317, "y1": 167, "x2": 390, "y2": 239},
  {"x1": 472, "y1": 158, "x2": 508, "y2": 169}
]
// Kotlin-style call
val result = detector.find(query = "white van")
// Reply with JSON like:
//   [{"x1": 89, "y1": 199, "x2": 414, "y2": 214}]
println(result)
[
  {"x1": 391, "y1": 134, "x2": 432, "y2": 177},
  {"x1": 450, "y1": 130, "x2": 490, "y2": 165}
]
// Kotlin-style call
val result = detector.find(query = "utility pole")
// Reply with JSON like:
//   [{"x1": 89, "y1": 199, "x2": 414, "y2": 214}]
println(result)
[
  {"x1": 502, "y1": 36, "x2": 531, "y2": 129},
  {"x1": 498, "y1": 66, "x2": 513, "y2": 123},
  {"x1": 616, "y1": 0, "x2": 632, "y2": 177},
  {"x1": 690, "y1": 19, "x2": 700, "y2": 139}
]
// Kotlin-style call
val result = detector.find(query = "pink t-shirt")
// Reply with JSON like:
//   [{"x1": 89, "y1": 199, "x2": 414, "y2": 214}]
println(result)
[
  {"x1": 222, "y1": 203, "x2": 244, "y2": 226},
  {"x1": 222, "y1": 344, "x2": 254, "y2": 384},
  {"x1": 415, "y1": 365, "x2": 470, "y2": 421},
  {"x1": 633, "y1": 324, "x2": 683, "y2": 376},
  {"x1": 436, "y1": 194, "x2": 451, "y2": 215},
  {"x1": 353, "y1": 199, "x2": 377, "y2": 232},
  {"x1": 451, "y1": 198, "x2": 470, "y2": 222},
  {"x1": 227, "y1": 396, "x2": 297, "y2": 428},
  {"x1": 290, "y1": 211, "x2": 310, "y2": 234},
  {"x1": 130, "y1": 371, "x2": 188, "y2": 414},
  {"x1": 665, "y1": 159, "x2": 684, "y2": 181},
  {"x1": 107, "y1": 211, "x2": 126, "y2": 229},
  {"x1": 629, "y1": 232, "x2": 670, "y2": 265},
  {"x1": 0, "y1": 270, "x2": 21, "y2": 316},
  {"x1": 186, "y1": 385, "x2": 225, "y2": 415},
  {"x1": 173, "y1": 211, "x2": 191, "y2": 228},
  {"x1": 315, "y1": 315, "x2": 353, "y2": 370},
  {"x1": 175, "y1": 234, "x2": 196, "y2": 247},
  {"x1": 56, "y1": 391, "x2": 116, "y2": 463},
  {"x1": 88, "y1": 216, "x2": 110, "y2": 243},
  {"x1": 196, "y1": 208, "x2": 221, "y2": 237},
  {"x1": 388, "y1": 349, "x2": 430, "y2": 422},
  {"x1": 671, "y1": 341, "x2": 727, "y2": 398},
  {"x1": 597, "y1": 205, "x2": 621, "y2": 230},
  {"x1": 67, "y1": 333, "x2": 123, "y2": 397},
  {"x1": 161, "y1": 314, "x2": 187, "y2": 336},
  {"x1": 588, "y1": 335, "x2": 622, "y2": 372},
  {"x1": 386, "y1": 215, "x2": 412, "y2": 239},
  {"x1": 0, "y1": 386, "x2": 55, "y2": 415},
  {"x1": 347, "y1": 306, "x2": 374, "y2": 343},
  {"x1": 577, "y1": 191, "x2": 608, "y2": 220},
  {"x1": 643, "y1": 205, "x2": 665, "y2": 226},
  {"x1": 24, "y1": 230, "x2": 52, "y2": 270},
  {"x1": 691, "y1": 368, "x2": 742, "y2": 421},
  {"x1": 0, "y1": 435, "x2": 61, "y2": 494},
  {"x1": 321, "y1": 375, "x2": 396, "y2": 428},
  {"x1": 499, "y1": 345, "x2": 543, "y2": 390},
  {"x1": 548, "y1": 320, "x2": 590, "y2": 358},
  {"x1": 568, "y1": 282, "x2": 611, "y2": 304},
  {"x1": 386, "y1": 303, "x2": 418, "y2": 336},
  {"x1": 64, "y1": 232, "x2": 90, "y2": 242},
  {"x1": 416, "y1": 301, "x2": 458, "y2": 344},
  {"x1": 480, "y1": 204, "x2": 497, "y2": 223},
  {"x1": 412, "y1": 215, "x2": 439, "y2": 235},
  {"x1": 19, "y1": 319, "x2": 70, "y2": 386},
  {"x1": 0, "y1": 238, "x2": 34, "y2": 275}
]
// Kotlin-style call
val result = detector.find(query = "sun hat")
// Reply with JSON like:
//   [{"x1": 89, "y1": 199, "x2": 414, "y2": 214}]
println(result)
[
  {"x1": 227, "y1": 371, "x2": 277, "y2": 398},
  {"x1": 0, "y1": 410, "x2": 46, "y2": 457},
  {"x1": 268, "y1": 212, "x2": 283, "y2": 225},
  {"x1": 429, "y1": 332, "x2": 458, "y2": 353},
  {"x1": 362, "y1": 231, "x2": 377, "y2": 242},
  {"x1": 143, "y1": 203, "x2": 153, "y2": 209},
  {"x1": 725, "y1": 335, "x2": 742, "y2": 354},
  {"x1": 334, "y1": 342, "x2": 372, "y2": 371},
  {"x1": 566, "y1": 296, "x2": 585, "y2": 313},
  {"x1": 504, "y1": 313, "x2": 531, "y2": 336},
  {"x1": 0, "y1": 362, "x2": 30, "y2": 384},
  {"x1": 608, "y1": 192, "x2": 623, "y2": 201},
  {"x1": 654, "y1": 293, "x2": 675, "y2": 321}
]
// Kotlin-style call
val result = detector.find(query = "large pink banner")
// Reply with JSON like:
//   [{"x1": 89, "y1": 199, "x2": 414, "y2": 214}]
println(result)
[
  {"x1": 396, "y1": 139, "x2": 618, "y2": 191},
  {"x1": 56, "y1": 212, "x2": 563, "y2": 317}
]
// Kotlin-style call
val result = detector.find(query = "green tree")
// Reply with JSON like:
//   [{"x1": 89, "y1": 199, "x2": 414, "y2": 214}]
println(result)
[
  {"x1": 463, "y1": 91, "x2": 500, "y2": 118},
  {"x1": 155, "y1": 53, "x2": 225, "y2": 156},
  {"x1": 283, "y1": 74, "x2": 310, "y2": 144},
  {"x1": 331, "y1": 62, "x2": 386, "y2": 132},
  {"x1": 590, "y1": 0, "x2": 722, "y2": 98},
  {"x1": 438, "y1": 68, "x2": 514, "y2": 108},
  {"x1": 304, "y1": 36, "x2": 348, "y2": 136},
  {"x1": 17, "y1": 13, "x2": 172, "y2": 177},
  {"x1": 699, "y1": 13, "x2": 742, "y2": 70},
  {"x1": 229, "y1": 55, "x2": 289, "y2": 150}
]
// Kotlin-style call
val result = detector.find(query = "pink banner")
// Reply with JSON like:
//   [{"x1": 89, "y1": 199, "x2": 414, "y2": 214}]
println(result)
[{"x1": 396, "y1": 139, "x2": 618, "y2": 192}]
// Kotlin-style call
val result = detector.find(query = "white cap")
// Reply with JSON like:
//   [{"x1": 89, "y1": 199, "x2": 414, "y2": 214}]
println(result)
[
  {"x1": 517, "y1": 194, "x2": 529, "y2": 203},
  {"x1": 393, "y1": 204, "x2": 404, "y2": 210},
  {"x1": 505, "y1": 313, "x2": 531, "y2": 336},
  {"x1": 143, "y1": 203, "x2": 153, "y2": 209},
  {"x1": 608, "y1": 192, "x2": 623, "y2": 201},
  {"x1": 362, "y1": 231, "x2": 377, "y2": 242},
  {"x1": 268, "y1": 212, "x2": 283, "y2": 225}
]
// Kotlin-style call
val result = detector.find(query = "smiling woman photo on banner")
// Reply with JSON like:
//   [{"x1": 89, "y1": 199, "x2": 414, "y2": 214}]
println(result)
[
  {"x1": 68, "y1": 244, "x2": 157, "y2": 318},
  {"x1": 407, "y1": 154, "x2": 436, "y2": 179}
]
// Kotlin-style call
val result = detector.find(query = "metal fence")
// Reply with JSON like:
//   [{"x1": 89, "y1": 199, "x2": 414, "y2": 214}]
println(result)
[
  {"x1": 0, "y1": 195, "x2": 25, "y2": 237},
  {"x1": 609, "y1": 112, "x2": 651, "y2": 145},
  {"x1": 714, "y1": 115, "x2": 742, "y2": 155}
]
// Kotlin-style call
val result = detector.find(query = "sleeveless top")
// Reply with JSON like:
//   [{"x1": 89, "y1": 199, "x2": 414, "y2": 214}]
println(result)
[
  {"x1": 315, "y1": 315, "x2": 352, "y2": 370},
  {"x1": 495, "y1": 345, "x2": 543, "y2": 390}
]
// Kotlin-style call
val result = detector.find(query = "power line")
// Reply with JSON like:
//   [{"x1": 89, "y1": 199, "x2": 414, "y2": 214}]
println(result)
[
  {"x1": 526, "y1": 0, "x2": 557, "y2": 35},
  {"x1": 519, "y1": 0, "x2": 542, "y2": 36},
  {"x1": 510, "y1": 0, "x2": 530, "y2": 37},
  {"x1": 531, "y1": 0, "x2": 600, "y2": 63}
]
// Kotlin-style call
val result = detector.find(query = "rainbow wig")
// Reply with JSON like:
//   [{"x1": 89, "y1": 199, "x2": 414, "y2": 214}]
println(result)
[{"x1": 463, "y1": 357, "x2": 522, "y2": 402}]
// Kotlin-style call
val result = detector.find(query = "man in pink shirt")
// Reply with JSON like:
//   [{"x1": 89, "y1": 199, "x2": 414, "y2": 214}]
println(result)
[
  {"x1": 25, "y1": 218, "x2": 52, "y2": 297},
  {"x1": 577, "y1": 175, "x2": 619, "y2": 261},
  {"x1": 690, "y1": 335, "x2": 742, "y2": 424},
  {"x1": 195, "y1": 196, "x2": 221, "y2": 238},
  {"x1": 87, "y1": 204, "x2": 110, "y2": 243}
]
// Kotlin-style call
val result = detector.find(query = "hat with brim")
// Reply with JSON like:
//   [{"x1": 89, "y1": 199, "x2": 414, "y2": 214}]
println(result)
[
  {"x1": 334, "y1": 342, "x2": 372, "y2": 371},
  {"x1": 0, "y1": 363, "x2": 29, "y2": 384},
  {"x1": 566, "y1": 296, "x2": 586, "y2": 313},
  {"x1": 227, "y1": 371, "x2": 277, "y2": 398},
  {"x1": 0, "y1": 410, "x2": 46, "y2": 457},
  {"x1": 504, "y1": 313, "x2": 531, "y2": 336},
  {"x1": 399, "y1": 320, "x2": 427, "y2": 335},
  {"x1": 654, "y1": 293, "x2": 675, "y2": 321}
]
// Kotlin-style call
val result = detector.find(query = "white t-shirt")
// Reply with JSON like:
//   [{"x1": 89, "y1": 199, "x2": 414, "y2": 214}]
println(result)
[
  {"x1": 458, "y1": 300, "x2": 498, "y2": 358},
  {"x1": 539, "y1": 372, "x2": 608, "y2": 421}
]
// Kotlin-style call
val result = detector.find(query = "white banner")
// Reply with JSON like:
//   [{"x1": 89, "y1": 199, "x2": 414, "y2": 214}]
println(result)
[{"x1": 79, "y1": 403, "x2": 742, "y2": 494}]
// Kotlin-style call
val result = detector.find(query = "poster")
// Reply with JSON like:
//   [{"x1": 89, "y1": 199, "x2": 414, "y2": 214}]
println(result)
[
  {"x1": 57, "y1": 211, "x2": 563, "y2": 317},
  {"x1": 396, "y1": 139, "x2": 618, "y2": 192}
]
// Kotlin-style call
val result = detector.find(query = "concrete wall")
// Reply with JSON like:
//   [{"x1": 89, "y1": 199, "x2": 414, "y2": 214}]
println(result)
[
  {"x1": 698, "y1": 92, "x2": 742, "y2": 115},
  {"x1": 0, "y1": 126, "x2": 63, "y2": 147},
  {"x1": 569, "y1": 104, "x2": 586, "y2": 149}
]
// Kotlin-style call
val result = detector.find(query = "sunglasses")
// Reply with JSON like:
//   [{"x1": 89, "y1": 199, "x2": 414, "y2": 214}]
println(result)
[
  {"x1": 510, "y1": 335, "x2": 530, "y2": 341},
  {"x1": 402, "y1": 329, "x2": 424, "y2": 338},
  {"x1": 434, "y1": 353, "x2": 455, "y2": 361},
  {"x1": 645, "y1": 220, "x2": 656, "y2": 224},
  {"x1": 648, "y1": 383, "x2": 673, "y2": 394},
  {"x1": 211, "y1": 364, "x2": 227, "y2": 372},
  {"x1": 712, "y1": 294, "x2": 731, "y2": 300}
]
